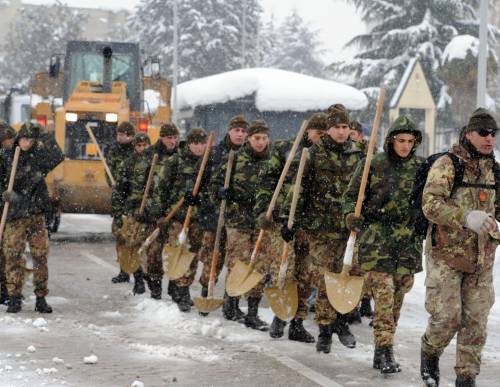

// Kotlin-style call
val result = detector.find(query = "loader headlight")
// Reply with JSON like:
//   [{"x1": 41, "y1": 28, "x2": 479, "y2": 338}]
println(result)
[
  {"x1": 105, "y1": 113, "x2": 118, "y2": 123},
  {"x1": 65, "y1": 112, "x2": 78, "y2": 122}
]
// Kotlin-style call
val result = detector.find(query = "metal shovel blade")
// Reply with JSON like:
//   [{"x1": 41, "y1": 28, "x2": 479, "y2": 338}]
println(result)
[
  {"x1": 119, "y1": 245, "x2": 141, "y2": 274},
  {"x1": 225, "y1": 260, "x2": 264, "y2": 297},
  {"x1": 324, "y1": 266, "x2": 364, "y2": 314},
  {"x1": 193, "y1": 297, "x2": 224, "y2": 313},
  {"x1": 163, "y1": 244, "x2": 195, "y2": 280},
  {"x1": 264, "y1": 281, "x2": 298, "y2": 321}
]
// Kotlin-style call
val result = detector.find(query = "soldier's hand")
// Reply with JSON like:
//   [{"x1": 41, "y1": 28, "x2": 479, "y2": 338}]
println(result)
[
  {"x1": 133, "y1": 210, "x2": 148, "y2": 223},
  {"x1": 2, "y1": 190, "x2": 19, "y2": 203},
  {"x1": 345, "y1": 213, "x2": 364, "y2": 233},
  {"x1": 257, "y1": 213, "x2": 274, "y2": 230},
  {"x1": 465, "y1": 210, "x2": 497, "y2": 235},
  {"x1": 184, "y1": 191, "x2": 201, "y2": 206},
  {"x1": 280, "y1": 224, "x2": 295, "y2": 242}
]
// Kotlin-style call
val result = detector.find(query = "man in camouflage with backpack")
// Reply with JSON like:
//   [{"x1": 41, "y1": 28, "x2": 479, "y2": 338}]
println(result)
[{"x1": 420, "y1": 108, "x2": 500, "y2": 387}]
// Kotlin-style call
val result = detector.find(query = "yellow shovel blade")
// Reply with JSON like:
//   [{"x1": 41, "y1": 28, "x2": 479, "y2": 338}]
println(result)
[
  {"x1": 225, "y1": 260, "x2": 264, "y2": 297},
  {"x1": 119, "y1": 245, "x2": 141, "y2": 274},
  {"x1": 324, "y1": 266, "x2": 364, "y2": 314},
  {"x1": 193, "y1": 297, "x2": 224, "y2": 313},
  {"x1": 264, "y1": 281, "x2": 298, "y2": 321},
  {"x1": 163, "y1": 244, "x2": 195, "y2": 280}
]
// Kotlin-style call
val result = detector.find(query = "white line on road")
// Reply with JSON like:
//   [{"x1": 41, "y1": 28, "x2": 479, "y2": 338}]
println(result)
[
  {"x1": 266, "y1": 352, "x2": 343, "y2": 387},
  {"x1": 82, "y1": 252, "x2": 117, "y2": 272}
]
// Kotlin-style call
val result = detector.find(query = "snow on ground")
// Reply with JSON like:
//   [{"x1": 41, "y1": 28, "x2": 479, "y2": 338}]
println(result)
[{"x1": 177, "y1": 67, "x2": 368, "y2": 112}]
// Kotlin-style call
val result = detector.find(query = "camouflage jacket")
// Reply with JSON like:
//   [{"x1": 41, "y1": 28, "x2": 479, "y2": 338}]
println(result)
[
  {"x1": 211, "y1": 142, "x2": 270, "y2": 230},
  {"x1": 150, "y1": 147, "x2": 205, "y2": 224},
  {"x1": 150, "y1": 140, "x2": 179, "y2": 169},
  {"x1": 343, "y1": 152, "x2": 423, "y2": 274},
  {"x1": 0, "y1": 134, "x2": 64, "y2": 221},
  {"x1": 106, "y1": 141, "x2": 134, "y2": 218},
  {"x1": 284, "y1": 136, "x2": 362, "y2": 233},
  {"x1": 423, "y1": 143, "x2": 500, "y2": 273}
]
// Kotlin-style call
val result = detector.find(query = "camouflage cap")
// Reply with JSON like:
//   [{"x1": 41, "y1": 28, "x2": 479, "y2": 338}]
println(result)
[
  {"x1": 228, "y1": 115, "x2": 249, "y2": 130},
  {"x1": 248, "y1": 119, "x2": 270, "y2": 137},
  {"x1": 307, "y1": 113, "x2": 328, "y2": 131},
  {"x1": 466, "y1": 107, "x2": 498, "y2": 133},
  {"x1": 133, "y1": 132, "x2": 150, "y2": 145},
  {"x1": 186, "y1": 127, "x2": 208, "y2": 144},
  {"x1": 351, "y1": 119, "x2": 363, "y2": 133},
  {"x1": 0, "y1": 121, "x2": 16, "y2": 142},
  {"x1": 327, "y1": 108, "x2": 351, "y2": 128},
  {"x1": 160, "y1": 123, "x2": 179, "y2": 137},
  {"x1": 386, "y1": 115, "x2": 422, "y2": 146},
  {"x1": 117, "y1": 121, "x2": 135, "y2": 136},
  {"x1": 17, "y1": 122, "x2": 41, "y2": 140},
  {"x1": 327, "y1": 103, "x2": 347, "y2": 115}
]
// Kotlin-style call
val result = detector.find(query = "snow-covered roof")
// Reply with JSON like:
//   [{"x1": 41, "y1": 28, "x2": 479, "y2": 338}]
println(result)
[
  {"x1": 176, "y1": 68, "x2": 368, "y2": 112},
  {"x1": 390, "y1": 57, "x2": 417, "y2": 108},
  {"x1": 442, "y1": 35, "x2": 479, "y2": 64},
  {"x1": 22, "y1": 0, "x2": 138, "y2": 12}
]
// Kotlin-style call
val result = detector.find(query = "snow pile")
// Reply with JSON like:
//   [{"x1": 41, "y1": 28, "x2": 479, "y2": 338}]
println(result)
[
  {"x1": 129, "y1": 343, "x2": 220, "y2": 362},
  {"x1": 177, "y1": 68, "x2": 368, "y2": 112},
  {"x1": 26, "y1": 346, "x2": 36, "y2": 353},
  {"x1": 83, "y1": 354, "x2": 98, "y2": 364},
  {"x1": 32, "y1": 318, "x2": 47, "y2": 328},
  {"x1": 100, "y1": 311, "x2": 122, "y2": 319},
  {"x1": 442, "y1": 35, "x2": 479, "y2": 64},
  {"x1": 131, "y1": 381, "x2": 144, "y2": 387}
]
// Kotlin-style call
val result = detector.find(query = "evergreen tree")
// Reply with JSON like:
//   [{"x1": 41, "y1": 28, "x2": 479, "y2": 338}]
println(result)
[
  {"x1": 0, "y1": 1, "x2": 87, "y2": 90},
  {"x1": 330, "y1": 0, "x2": 498, "y2": 116}
]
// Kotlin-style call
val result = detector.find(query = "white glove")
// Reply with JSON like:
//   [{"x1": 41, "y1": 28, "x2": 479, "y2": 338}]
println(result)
[{"x1": 465, "y1": 210, "x2": 497, "y2": 235}]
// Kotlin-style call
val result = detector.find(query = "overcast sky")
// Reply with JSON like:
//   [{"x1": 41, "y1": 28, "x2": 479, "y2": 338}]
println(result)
[{"x1": 26, "y1": 0, "x2": 365, "y2": 63}]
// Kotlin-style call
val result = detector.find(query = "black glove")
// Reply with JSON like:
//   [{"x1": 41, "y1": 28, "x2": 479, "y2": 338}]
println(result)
[
  {"x1": 280, "y1": 224, "x2": 295, "y2": 242},
  {"x1": 217, "y1": 187, "x2": 230, "y2": 201},
  {"x1": 184, "y1": 191, "x2": 201, "y2": 206},
  {"x1": 133, "y1": 210, "x2": 148, "y2": 223},
  {"x1": 345, "y1": 213, "x2": 365, "y2": 233},
  {"x1": 257, "y1": 213, "x2": 274, "y2": 230}
]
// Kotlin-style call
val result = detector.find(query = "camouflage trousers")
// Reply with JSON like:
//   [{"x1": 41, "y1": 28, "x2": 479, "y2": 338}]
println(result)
[
  {"x1": 264, "y1": 228, "x2": 312, "y2": 319},
  {"x1": 166, "y1": 221, "x2": 203, "y2": 288},
  {"x1": 365, "y1": 271, "x2": 414, "y2": 346},
  {"x1": 4, "y1": 214, "x2": 49, "y2": 297},
  {"x1": 112, "y1": 217, "x2": 128, "y2": 273},
  {"x1": 421, "y1": 253, "x2": 495, "y2": 377},
  {"x1": 307, "y1": 232, "x2": 347, "y2": 325},
  {"x1": 226, "y1": 227, "x2": 272, "y2": 299},
  {"x1": 125, "y1": 216, "x2": 164, "y2": 281},
  {"x1": 198, "y1": 229, "x2": 227, "y2": 289}
]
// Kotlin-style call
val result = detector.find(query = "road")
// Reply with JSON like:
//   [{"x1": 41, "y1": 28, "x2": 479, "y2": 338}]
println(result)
[{"x1": 0, "y1": 214, "x2": 499, "y2": 387}]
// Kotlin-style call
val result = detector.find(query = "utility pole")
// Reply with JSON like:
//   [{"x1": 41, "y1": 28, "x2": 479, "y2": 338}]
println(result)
[
  {"x1": 476, "y1": 0, "x2": 488, "y2": 107},
  {"x1": 241, "y1": 0, "x2": 247, "y2": 68},
  {"x1": 172, "y1": 0, "x2": 179, "y2": 125}
]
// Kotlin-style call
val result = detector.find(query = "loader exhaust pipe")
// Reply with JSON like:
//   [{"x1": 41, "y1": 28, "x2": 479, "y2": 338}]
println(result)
[{"x1": 102, "y1": 46, "x2": 113, "y2": 93}]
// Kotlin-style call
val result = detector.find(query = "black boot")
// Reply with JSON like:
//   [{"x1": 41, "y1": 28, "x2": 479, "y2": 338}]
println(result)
[
  {"x1": 111, "y1": 271, "x2": 130, "y2": 283},
  {"x1": 233, "y1": 297, "x2": 245, "y2": 322},
  {"x1": 316, "y1": 324, "x2": 333, "y2": 353},
  {"x1": 176, "y1": 286, "x2": 192, "y2": 312},
  {"x1": 360, "y1": 296, "x2": 373, "y2": 318},
  {"x1": 269, "y1": 316, "x2": 286, "y2": 338},
  {"x1": 244, "y1": 297, "x2": 269, "y2": 331},
  {"x1": 331, "y1": 315, "x2": 356, "y2": 348},
  {"x1": 133, "y1": 269, "x2": 146, "y2": 295},
  {"x1": 6, "y1": 296, "x2": 21, "y2": 313},
  {"x1": 344, "y1": 308, "x2": 362, "y2": 324},
  {"x1": 373, "y1": 347, "x2": 385, "y2": 370},
  {"x1": 288, "y1": 317, "x2": 315, "y2": 343},
  {"x1": 0, "y1": 282, "x2": 8, "y2": 305},
  {"x1": 35, "y1": 296, "x2": 52, "y2": 314},
  {"x1": 380, "y1": 346, "x2": 401, "y2": 374},
  {"x1": 456, "y1": 375, "x2": 476, "y2": 387},
  {"x1": 167, "y1": 280, "x2": 175, "y2": 296},
  {"x1": 421, "y1": 350, "x2": 440, "y2": 387},
  {"x1": 223, "y1": 294, "x2": 245, "y2": 322},
  {"x1": 199, "y1": 287, "x2": 209, "y2": 317},
  {"x1": 147, "y1": 277, "x2": 162, "y2": 300}
]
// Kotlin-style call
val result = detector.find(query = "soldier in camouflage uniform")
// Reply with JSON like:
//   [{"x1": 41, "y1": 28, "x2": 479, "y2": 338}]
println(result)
[
  {"x1": 256, "y1": 113, "x2": 328, "y2": 342},
  {"x1": 106, "y1": 122, "x2": 135, "y2": 284},
  {"x1": 0, "y1": 122, "x2": 16, "y2": 305},
  {"x1": 0, "y1": 122, "x2": 64, "y2": 313},
  {"x1": 211, "y1": 120, "x2": 271, "y2": 330},
  {"x1": 197, "y1": 115, "x2": 248, "y2": 315},
  {"x1": 150, "y1": 128, "x2": 208, "y2": 312},
  {"x1": 350, "y1": 119, "x2": 368, "y2": 155},
  {"x1": 420, "y1": 108, "x2": 499, "y2": 387},
  {"x1": 343, "y1": 115, "x2": 423, "y2": 374},
  {"x1": 282, "y1": 107, "x2": 362, "y2": 353}
]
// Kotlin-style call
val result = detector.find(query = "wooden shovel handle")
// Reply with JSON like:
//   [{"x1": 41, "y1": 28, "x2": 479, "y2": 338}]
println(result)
[
  {"x1": 0, "y1": 146, "x2": 20, "y2": 244},
  {"x1": 86, "y1": 124, "x2": 115, "y2": 186},
  {"x1": 354, "y1": 88, "x2": 385, "y2": 217},
  {"x1": 139, "y1": 153, "x2": 159, "y2": 214},
  {"x1": 157, "y1": 197, "x2": 185, "y2": 226},
  {"x1": 208, "y1": 150, "x2": 236, "y2": 296}
]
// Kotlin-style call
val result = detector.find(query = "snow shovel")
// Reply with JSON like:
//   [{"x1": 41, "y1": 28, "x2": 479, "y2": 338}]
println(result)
[
  {"x1": 194, "y1": 150, "x2": 236, "y2": 313},
  {"x1": 164, "y1": 131, "x2": 215, "y2": 280},
  {"x1": 121, "y1": 153, "x2": 159, "y2": 274},
  {"x1": 325, "y1": 87, "x2": 385, "y2": 314},
  {"x1": 226, "y1": 120, "x2": 309, "y2": 297},
  {"x1": 0, "y1": 146, "x2": 21, "y2": 244},
  {"x1": 264, "y1": 148, "x2": 308, "y2": 321},
  {"x1": 86, "y1": 124, "x2": 115, "y2": 186}
]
